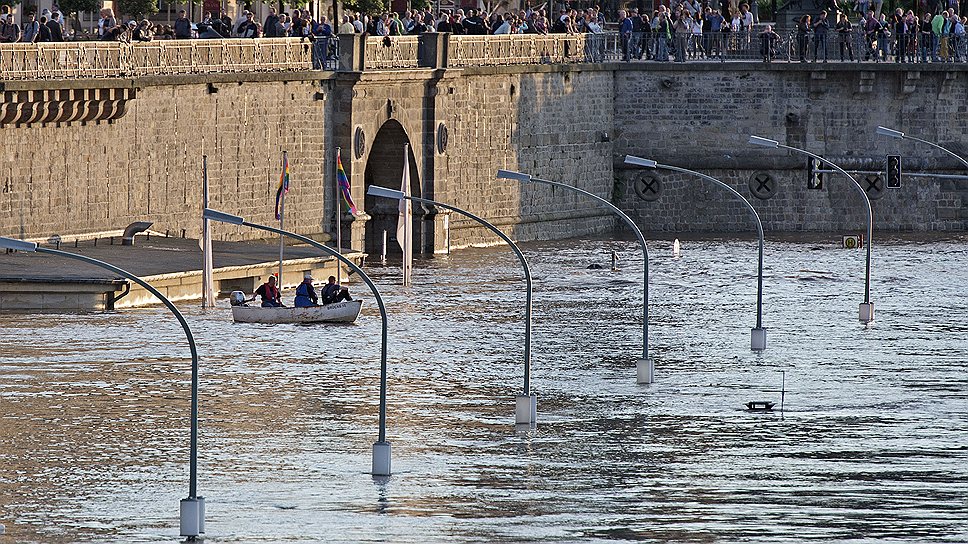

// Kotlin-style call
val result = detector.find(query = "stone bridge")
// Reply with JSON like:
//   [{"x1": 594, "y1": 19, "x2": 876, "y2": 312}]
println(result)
[{"x1": 2, "y1": 37, "x2": 966, "y2": 260}]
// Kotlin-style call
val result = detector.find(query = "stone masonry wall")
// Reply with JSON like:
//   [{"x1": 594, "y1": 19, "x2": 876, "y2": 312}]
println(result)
[
  {"x1": 0, "y1": 75, "x2": 331, "y2": 242},
  {"x1": 435, "y1": 66, "x2": 618, "y2": 248},
  {"x1": 612, "y1": 64, "x2": 968, "y2": 232},
  {"x1": 3, "y1": 62, "x2": 967, "y2": 251}
]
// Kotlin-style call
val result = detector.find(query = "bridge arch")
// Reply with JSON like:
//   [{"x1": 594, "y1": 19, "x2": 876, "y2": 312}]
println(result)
[{"x1": 363, "y1": 119, "x2": 421, "y2": 257}]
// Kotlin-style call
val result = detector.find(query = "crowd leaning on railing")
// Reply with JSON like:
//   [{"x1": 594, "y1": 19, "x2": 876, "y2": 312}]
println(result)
[{"x1": 616, "y1": 0, "x2": 968, "y2": 63}]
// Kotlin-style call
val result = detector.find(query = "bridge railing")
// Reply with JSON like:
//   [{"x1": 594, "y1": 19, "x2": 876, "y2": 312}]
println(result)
[
  {"x1": 364, "y1": 36, "x2": 422, "y2": 69},
  {"x1": 0, "y1": 38, "x2": 314, "y2": 79}
]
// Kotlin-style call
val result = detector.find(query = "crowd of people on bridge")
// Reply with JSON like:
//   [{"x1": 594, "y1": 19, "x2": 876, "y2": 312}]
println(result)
[{"x1": 4, "y1": 0, "x2": 968, "y2": 65}]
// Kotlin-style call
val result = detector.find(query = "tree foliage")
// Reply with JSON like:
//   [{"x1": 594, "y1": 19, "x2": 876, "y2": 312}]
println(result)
[
  {"x1": 343, "y1": 0, "x2": 387, "y2": 16},
  {"x1": 0, "y1": 0, "x2": 22, "y2": 10},
  {"x1": 57, "y1": 0, "x2": 101, "y2": 16},
  {"x1": 117, "y1": 0, "x2": 158, "y2": 19}
]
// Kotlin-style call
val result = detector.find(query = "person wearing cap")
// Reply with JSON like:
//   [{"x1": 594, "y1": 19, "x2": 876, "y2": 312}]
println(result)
[
  {"x1": 294, "y1": 273, "x2": 319, "y2": 307},
  {"x1": 320, "y1": 275, "x2": 352, "y2": 305},
  {"x1": 251, "y1": 275, "x2": 283, "y2": 307}
]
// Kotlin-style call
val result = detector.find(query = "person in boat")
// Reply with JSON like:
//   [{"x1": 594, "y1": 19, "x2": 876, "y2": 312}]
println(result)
[
  {"x1": 294, "y1": 272, "x2": 319, "y2": 307},
  {"x1": 251, "y1": 275, "x2": 283, "y2": 307},
  {"x1": 321, "y1": 275, "x2": 353, "y2": 304}
]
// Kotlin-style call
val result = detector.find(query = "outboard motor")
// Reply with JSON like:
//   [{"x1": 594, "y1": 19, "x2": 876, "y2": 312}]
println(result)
[{"x1": 230, "y1": 291, "x2": 247, "y2": 306}]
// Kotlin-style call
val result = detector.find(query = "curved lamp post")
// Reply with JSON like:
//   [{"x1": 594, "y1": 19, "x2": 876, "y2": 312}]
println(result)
[
  {"x1": 201, "y1": 208, "x2": 393, "y2": 476},
  {"x1": 0, "y1": 236, "x2": 205, "y2": 538},
  {"x1": 875, "y1": 126, "x2": 968, "y2": 170},
  {"x1": 366, "y1": 185, "x2": 537, "y2": 425},
  {"x1": 749, "y1": 135, "x2": 875, "y2": 324},
  {"x1": 495, "y1": 169, "x2": 656, "y2": 383},
  {"x1": 623, "y1": 156, "x2": 767, "y2": 351}
]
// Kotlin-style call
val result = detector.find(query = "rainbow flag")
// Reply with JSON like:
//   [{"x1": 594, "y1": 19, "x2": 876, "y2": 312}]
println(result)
[
  {"x1": 274, "y1": 153, "x2": 290, "y2": 220},
  {"x1": 336, "y1": 149, "x2": 358, "y2": 216}
]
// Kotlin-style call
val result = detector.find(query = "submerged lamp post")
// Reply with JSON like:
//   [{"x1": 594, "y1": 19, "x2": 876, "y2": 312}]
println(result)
[
  {"x1": 748, "y1": 135, "x2": 875, "y2": 324},
  {"x1": 0, "y1": 236, "x2": 205, "y2": 538},
  {"x1": 366, "y1": 185, "x2": 537, "y2": 425},
  {"x1": 495, "y1": 169, "x2": 655, "y2": 383},
  {"x1": 875, "y1": 126, "x2": 968, "y2": 170},
  {"x1": 201, "y1": 208, "x2": 394, "y2": 476},
  {"x1": 622, "y1": 156, "x2": 768, "y2": 351}
]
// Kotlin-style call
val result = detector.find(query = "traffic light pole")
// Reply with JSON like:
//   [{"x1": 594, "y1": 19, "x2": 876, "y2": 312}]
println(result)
[{"x1": 813, "y1": 169, "x2": 968, "y2": 180}]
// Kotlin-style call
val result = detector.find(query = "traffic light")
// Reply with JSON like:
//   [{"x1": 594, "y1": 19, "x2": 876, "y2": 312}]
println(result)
[
  {"x1": 886, "y1": 155, "x2": 902, "y2": 189},
  {"x1": 807, "y1": 157, "x2": 823, "y2": 190}
]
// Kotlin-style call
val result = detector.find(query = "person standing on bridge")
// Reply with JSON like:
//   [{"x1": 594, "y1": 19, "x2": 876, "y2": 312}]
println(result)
[
  {"x1": 0, "y1": 12, "x2": 20, "y2": 43},
  {"x1": 174, "y1": 10, "x2": 192, "y2": 39},
  {"x1": 813, "y1": 10, "x2": 830, "y2": 62}
]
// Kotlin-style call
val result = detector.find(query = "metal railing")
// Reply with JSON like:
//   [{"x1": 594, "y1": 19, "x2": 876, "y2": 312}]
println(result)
[
  {"x1": 0, "y1": 38, "x2": 314, "y2": 79},
  {"x1": 364, "y1": 35, "x2": 421, "y2": 69}
]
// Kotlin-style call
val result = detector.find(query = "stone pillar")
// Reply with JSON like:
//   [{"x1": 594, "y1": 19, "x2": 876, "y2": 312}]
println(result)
[
  {"x1": 418, "y1": 32, "x2": 449, "y2": 69},
  {"x1": 346, "y1": 211, "x2": 370, "y2": 252},
  {"x1": 338, "y1": 33, "x2": 365, "y2": 72}
]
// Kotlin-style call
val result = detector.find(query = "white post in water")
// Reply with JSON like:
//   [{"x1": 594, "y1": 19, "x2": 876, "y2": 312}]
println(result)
[
  {"x1": 381, "y1": 230, "x2": 387, "y2": 264},
  {"x1": 201, "y1": 156, "x2": 215, "y2": 308}
]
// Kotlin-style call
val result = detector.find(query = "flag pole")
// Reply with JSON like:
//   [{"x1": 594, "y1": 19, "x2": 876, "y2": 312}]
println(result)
[
  {"x1": 278, "y1": 151, "x2": 287, "y2": 287},
  {"x1": 201, "y1": 156, "x2": 215, "y2": 308},
  {"x1": 402, "y1": 144, "x2": 412, "y2": 286},
  {"x1": 335, "y1": 147, "x2": 342, "y2": 285}
]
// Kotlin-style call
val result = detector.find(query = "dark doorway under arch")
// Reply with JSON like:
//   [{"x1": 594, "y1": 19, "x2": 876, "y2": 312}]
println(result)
[{"x1": 363, "y1": 120, "x2": 421, "y2": 257}]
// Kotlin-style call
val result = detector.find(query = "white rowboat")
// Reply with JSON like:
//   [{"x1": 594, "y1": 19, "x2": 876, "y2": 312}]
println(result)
[{"x1": 231, "y1": 300, "x2": 363, "y2": 324}]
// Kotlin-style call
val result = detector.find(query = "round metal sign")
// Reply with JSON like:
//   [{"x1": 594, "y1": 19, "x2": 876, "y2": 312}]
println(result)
[
  {"x1": 437, "y1": 123, "x2": 448, "y2": 154},
  {"x1": 354, "y1": 126, "x2": 366, "y2": 160},
  {"x1": 748, "y1": 172, "x2": 777, "y2": 200},
  {"x1": 863, "y1": 174, "x2": 886, "y2": 200},
  {"x1": 633, "y1": 174, "x2": 661, "y2": 202}
]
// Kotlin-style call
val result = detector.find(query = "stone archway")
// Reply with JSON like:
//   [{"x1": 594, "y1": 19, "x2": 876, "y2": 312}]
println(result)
[{"x1": 363, "y1": 119, "x2": 421, "y2": 257}]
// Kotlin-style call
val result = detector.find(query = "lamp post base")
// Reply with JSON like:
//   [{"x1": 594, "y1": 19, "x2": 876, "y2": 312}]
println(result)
[
  {"x1": 636, "y1": 358, "x2": 654, "y2": 384},
  {"x1": 372, "y1": 441, "x2": 392, "y2": 476},
  {"x1": 859, "y1": 302, "x2": 875, "y2": 324},
  {"x1": 515, "y1": 393, "x2": 537, "y2": 424},
  {"x1": 179, "y1": 496, "x2": 206, "y2": 538},
  {"x1": 751, "y1": 327, "x2": 767, "y2": 351}
]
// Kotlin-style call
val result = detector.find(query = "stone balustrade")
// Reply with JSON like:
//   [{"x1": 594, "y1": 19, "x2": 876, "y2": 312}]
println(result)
[
  {"x1": 0, "y1": 38, "x2": 313, "y2": 80},
  {"x1": 0, "y1": 33, "x2": 624, "y2": 79}
]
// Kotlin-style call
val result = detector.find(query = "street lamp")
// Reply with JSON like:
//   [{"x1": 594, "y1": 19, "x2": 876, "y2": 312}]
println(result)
[
  {"x1": 0, "y1": 236, "x2": 205, "y2": 539},
  {"x1": 495, "y1": 169, "x2": 655, "y2": 383},
  {"x1": 623, "y1": 156, "x2": 768, "y2": 351},
  {"x1": 202, "y1": 208, "x2": 394, "y2": 476},
  {"x1": 875, "y1": 126, "x2": 968, "y2": 170},
  {"x1": 366, "y1": 185, "x2": 537, "y2": 425},
  {"x1": 748, "y1": 135, "x2": 875, "y2": 324}
]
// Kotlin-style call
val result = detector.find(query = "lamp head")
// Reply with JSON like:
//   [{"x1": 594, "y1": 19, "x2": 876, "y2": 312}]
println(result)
[
  {"x1": 496, "y1": 169, "x2": 532, "y2": 183},
  {"x1": 623, "y1": 155, "x2": 658, "y2": 168},
  {"x1": 0, "y1": 237, "x2": 38, "y2": 252},
  {"x1": 366, "y1": 186, "x2": 406, "y2": 200},
  {"x1": 203, "y1": 208, "x2": 244, "y2": 225},
  {"x1": 876, "y1": 126, "x2": 905, "y2": 139},
  {"x1": 748, "y1": 135, "x2": 780, "y2": 148}
]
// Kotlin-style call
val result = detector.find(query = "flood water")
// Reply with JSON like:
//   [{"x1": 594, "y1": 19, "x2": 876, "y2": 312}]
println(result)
[{"x1": 1, "y1": 234, "x2": 966, "y2": 543}]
